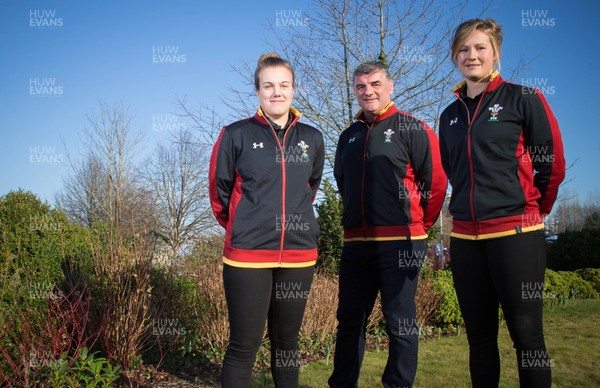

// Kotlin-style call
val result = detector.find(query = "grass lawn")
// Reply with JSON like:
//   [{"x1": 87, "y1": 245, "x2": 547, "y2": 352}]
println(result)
[{"x1": 251, "y1": 299, "x2": 600, "y2": 387}]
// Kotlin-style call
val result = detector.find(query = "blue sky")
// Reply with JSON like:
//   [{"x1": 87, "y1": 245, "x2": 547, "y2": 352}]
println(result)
[{"x1": 1, "y1": 0, "x2": 598, "y2": 207}]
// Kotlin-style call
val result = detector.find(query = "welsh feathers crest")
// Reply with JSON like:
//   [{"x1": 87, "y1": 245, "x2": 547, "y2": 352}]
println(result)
[
  {"x1": 298, "y1": 140, "x2": 309, "y2": 159},
  {"x1": 488, "y1": 104, "x2": 503, "y2": 121},
  {"x1": 384, "y1": 129, "x2": 394, "y2": 143}
]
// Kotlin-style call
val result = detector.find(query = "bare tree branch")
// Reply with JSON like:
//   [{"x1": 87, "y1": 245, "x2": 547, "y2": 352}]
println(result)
[
  {"x1": 56, "y1": 101, "x2": 154, "y2": 234},
  {"x1": 227, "y1": 0, "x2": 474, "y2": 174}
]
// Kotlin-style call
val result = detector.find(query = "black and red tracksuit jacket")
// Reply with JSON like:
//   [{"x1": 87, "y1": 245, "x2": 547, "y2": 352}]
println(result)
[
  {"x1": 334, "y1": 102, "x2": 447, "y2": 242},
  {"x1": 209, "y1": 108, "x2": 325, "y2": 268},
  {"x1": 439, "y1": 72, "x2": 565, "y2": 240}
]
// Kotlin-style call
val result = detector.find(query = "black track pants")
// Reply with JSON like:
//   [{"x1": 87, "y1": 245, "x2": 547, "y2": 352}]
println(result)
[
  {"x1": 221, "y1": 264, "x2": 314, "y2": 388},
  {"x1": 450, "y1": 232, "x2": 551, "y2": 388}
]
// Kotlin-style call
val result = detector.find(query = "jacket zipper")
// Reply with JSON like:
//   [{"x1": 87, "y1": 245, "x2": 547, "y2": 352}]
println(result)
[
  {"x1": 268, "y1": 116, "x2": 300, "y2": 267},
  {"x1": 459, "y1": 90, "x2": 487, "y2": 238},
  {"x1": 360, "y1": 123, "x2": 373, "y2": 238}
]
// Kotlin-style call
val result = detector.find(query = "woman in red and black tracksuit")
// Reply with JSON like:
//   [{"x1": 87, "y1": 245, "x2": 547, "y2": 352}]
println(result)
[
  {"x1": 209, "y1": 53, "x2": 324, "y2": 388},
  {"x1": 439, "y1": 19, "x2": 565, "y2": 387}
]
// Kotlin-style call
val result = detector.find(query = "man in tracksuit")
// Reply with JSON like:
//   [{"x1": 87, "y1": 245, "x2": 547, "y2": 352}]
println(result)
[{"x1": 328, "y1": 61, "x2": 447, "y2": 387}]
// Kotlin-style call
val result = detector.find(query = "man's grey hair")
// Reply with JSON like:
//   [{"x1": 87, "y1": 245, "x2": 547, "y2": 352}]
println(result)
[{"x1": 353, "y1": 61, "x2": 391, "y2": 80}]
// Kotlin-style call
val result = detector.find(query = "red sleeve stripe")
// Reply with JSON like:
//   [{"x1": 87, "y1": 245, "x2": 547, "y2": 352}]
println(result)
[
  {"x1": 403, "y1": 163, "x2": 423, "y2": 230},
  {"x1": 208, "y1": 127, "x2": 228, "y2": 228},
  {"x1": 422, "y1": 124, "x2": 447, "y2": 230},
  {"x1": 224, "y1": 172, "x2": 243, "y2": 242},
  {"x1": 535, "y1": 89, "x2": 566, "y2": 215},
  {"x1": 515, "y1": 133, "x2": 543, "y2": 214}
]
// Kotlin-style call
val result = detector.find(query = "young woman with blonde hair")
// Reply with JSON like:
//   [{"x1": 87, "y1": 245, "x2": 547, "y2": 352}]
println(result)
[{"x1": 439, "y1": 19, "x2": 565, "y2": 387}]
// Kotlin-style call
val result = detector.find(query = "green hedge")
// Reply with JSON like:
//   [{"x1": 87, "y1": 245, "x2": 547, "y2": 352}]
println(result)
[
  {"x1": 0, "y1": 190, "x2": 92, "y2": 379},
  {"x1": 427, "y1": 268, "x2": 598, "y2": 329},
  {"x1": 544, "y1": 268, "x2": 598, "y2": 299},
  {"x1": 556, "y1": 271, "x2": 598, "y2": 298},
  {"x1": 575, "y1": 268, "x2": 600, "y2": 293},
  {"x1": 544, "y1": 269, "x2": 570, "y2": 297},
  {"x1": 547, "y1": 228, "x2": 600, "y2": 270},
  {"x1": 429, "y1": 269, "x2": 463, "y2": 327}
]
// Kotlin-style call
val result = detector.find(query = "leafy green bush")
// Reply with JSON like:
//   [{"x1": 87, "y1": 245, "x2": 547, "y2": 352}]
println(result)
[
  {"x1": 557, "y1": 271, "x2": 598, "y2": 299},
  {"x1": 48, "y1": 347, "x2": 121, "y2": 387},
  {"x1": 0, "y1": 190, "x2": 92, "y2": 378},
  {"x1": 154, "y1": 236, "x2": 230, "y2": 367},
  {"x1": 544, "y1": 268, "x2": 598, "y2": 305},
  {"x1": 544, "y1": 269, "x2": 570, "y2": 298},
  {"x1": 144, "y1": 267, "x2": 200, "y2": 365},
  {"x1": 0, "y1": 191, "x2": 65, "y2": 308},
  {"x1": 429, "y1": 270, "x2": 463, "y2": 327},
  {"x1": 575, "y1": 268, "x2": 600, "y2": 293},
  {"x1": 315, "y1": 178, "x2": 344, "y2": 277},
  {"x1": 0, "y1": 285, "x2": 101, "y2": 386}
]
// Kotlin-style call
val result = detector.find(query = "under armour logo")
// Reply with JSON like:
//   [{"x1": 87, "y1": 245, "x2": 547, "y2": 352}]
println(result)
[
  {"x1": 349, "y1": 137, "x2": 356, "y2": 143},
  {"x1": 253, "y1": 142, "x2": 264, "y2": 149},
  {"x1": 449, "y1": 117, "x2": 458, "y2": 126}
]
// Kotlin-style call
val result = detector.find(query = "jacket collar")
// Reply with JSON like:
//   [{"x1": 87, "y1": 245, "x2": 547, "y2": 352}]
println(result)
[
  {"x1": 254, "y1": 106, "x2": 302, "y2": 126},
  {"x1": 452, "y1": 70, "x2": 504, "y2": 98},
  {"x1": 354, "y1": 101, "x2": 398, "y2": 123}
]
